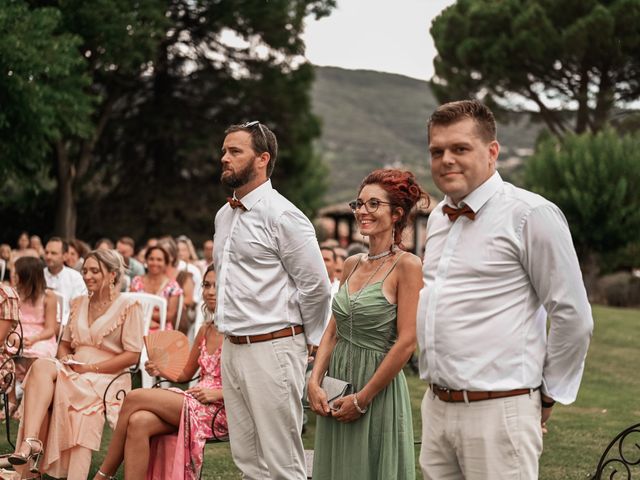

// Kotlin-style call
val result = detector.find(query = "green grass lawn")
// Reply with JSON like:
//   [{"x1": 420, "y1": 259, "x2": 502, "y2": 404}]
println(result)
[{"x1": 2, "y1": 305, "x2": 638, "y2": 479}]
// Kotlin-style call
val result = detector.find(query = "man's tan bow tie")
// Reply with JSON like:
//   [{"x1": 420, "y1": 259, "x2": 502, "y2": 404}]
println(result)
[
  {"x1": 442, "y1": 204, "x2": 475, "y2": 221},
  {"x1": 227, "y1": 197, "x2": 247, "y2": 211}
]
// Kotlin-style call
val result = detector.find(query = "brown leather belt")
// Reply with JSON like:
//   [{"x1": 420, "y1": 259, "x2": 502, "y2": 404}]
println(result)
[
  {"x1": 226, "y1": 325, "x2": 304, "y2": 345},
  {"x1": 430, "y1": 384, "x2": 539, "y2": 403}
]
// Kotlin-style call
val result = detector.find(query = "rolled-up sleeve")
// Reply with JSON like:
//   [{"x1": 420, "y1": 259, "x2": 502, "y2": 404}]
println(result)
[
  {"x1": 275, "y1": 210, "x2": 331, "y2": 346},
  {"x1": 521, "y1": 204, "x2": 593, "y2": 404}
]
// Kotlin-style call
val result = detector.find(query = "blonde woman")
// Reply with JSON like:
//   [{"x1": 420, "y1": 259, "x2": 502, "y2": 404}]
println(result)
[{"x1": 9, "y1": 249, "x2": 144, "y2": 480}]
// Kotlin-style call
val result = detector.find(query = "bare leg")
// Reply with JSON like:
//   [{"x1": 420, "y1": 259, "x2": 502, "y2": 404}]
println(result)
[
  {"x1": 94, "y1": 389, "x2": 183, "y2": 478},
  {"x1": 13, "y1": 359, "x2": 57, "y2": 457},
  {"x1": 123, "y1": 410, "x2": 176, "y2": 479}
]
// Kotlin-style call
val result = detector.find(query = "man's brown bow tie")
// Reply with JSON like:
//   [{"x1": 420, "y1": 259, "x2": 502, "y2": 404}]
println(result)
[
  {"x1": 227, "y1": 197, "x2": 247, "y2": 211},
  {"x1": 442, "y1": 204, "x2": 476, "y2": 222}
]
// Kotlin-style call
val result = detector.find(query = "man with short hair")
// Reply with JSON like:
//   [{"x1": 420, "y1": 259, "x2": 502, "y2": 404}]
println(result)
[
  {"x1": 43, "y1": 237, "x2": 87, "y2": 324},
  {"x1": 116, "y1": 236, "x2": 145, "y2": 283},
  {"x1": 214, "y1": 121, "x2": 330, "y2": 479},
  {"x1": 418, "y1": 100, "x2": 593, "y2": 479}
]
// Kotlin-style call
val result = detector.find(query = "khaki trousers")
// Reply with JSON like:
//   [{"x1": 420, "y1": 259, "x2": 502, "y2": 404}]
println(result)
[
  {"x1": 420, "y1": 388, "x2": 543, "y2": 480},
  {"x1": 221, "y1": 334, "x2": 307, "y2": 480}
]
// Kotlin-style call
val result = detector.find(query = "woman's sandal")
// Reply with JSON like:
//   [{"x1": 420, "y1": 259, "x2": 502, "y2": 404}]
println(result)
[{"x1": 8, "y1": 438, "x2": 43, "y2": 473}]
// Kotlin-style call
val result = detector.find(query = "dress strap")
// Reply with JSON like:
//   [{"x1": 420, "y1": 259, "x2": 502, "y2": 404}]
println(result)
[
  {"x1": 344, "y1": 254, "x2": 364, "y2": 282},
  {"x1": 381, "y1": 252, "x2": 405, "y2": 281}
]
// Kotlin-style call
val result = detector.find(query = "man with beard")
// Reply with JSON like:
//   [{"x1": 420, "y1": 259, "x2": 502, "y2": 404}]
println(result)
[{"x1": 213, "y1": 121, "x2": 331, "y2": 479}]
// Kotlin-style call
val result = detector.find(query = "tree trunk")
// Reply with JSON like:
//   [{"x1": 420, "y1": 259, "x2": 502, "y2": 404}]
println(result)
[{"x1": 54, "y1": 141, "x2": 77, "y2": 238}]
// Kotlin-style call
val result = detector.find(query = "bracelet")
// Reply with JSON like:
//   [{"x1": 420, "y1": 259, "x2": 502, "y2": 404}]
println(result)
[
  {"x1": 92, "y1": 364, "x2": 100, "y2": 374},
  {"x1": 353, "y1": 393, "x2": 367, "y2": 414}
]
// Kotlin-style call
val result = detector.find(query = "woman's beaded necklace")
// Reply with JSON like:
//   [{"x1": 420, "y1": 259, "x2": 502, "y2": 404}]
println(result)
[{"x1": 367, "y1": 244, "x2": 399, "y2": 261}]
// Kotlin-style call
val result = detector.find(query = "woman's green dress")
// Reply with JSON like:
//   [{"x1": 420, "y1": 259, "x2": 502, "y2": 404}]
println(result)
[{"x1": 313, "y1": 255, "x2": 415, "y2": 480}]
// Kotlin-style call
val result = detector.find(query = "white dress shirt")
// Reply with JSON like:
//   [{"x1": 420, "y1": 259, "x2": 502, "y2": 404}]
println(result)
[
  {"x1": 417, "y1": 172, "x2": 593, "y2": 404},
  {"x1": 213, "y1": 180, "x2": 331, "y2": 345},
  {"x1": 44, "y1": 266, "x2": 87, "y2": 324}
]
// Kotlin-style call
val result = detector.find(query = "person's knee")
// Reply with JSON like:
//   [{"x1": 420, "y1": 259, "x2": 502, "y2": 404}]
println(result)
[
  {"x1": 126, "y1": 411, "x2": 155, "y2": 440},
  {"x1": 27, "y1": 359, "x2": 56, "y2": 381}
]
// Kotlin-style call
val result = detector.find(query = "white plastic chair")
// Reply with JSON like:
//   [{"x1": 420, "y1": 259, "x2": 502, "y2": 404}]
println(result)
[
  {"x1": 174, "y1": 294, "x2": 185, "y2": 333},
  {"x1": 52, "y1": 291, "x2": 66, "y2": 343},
  {"x1": 0, "y1": 259, "x2": 5, "y2": 283},
  {"x1": 122, "y1": 292, "x2": 167, "y2": 388}
]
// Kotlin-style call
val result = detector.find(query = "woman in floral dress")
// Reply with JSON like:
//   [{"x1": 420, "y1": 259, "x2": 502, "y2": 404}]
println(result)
[{"x1": 94, "y1": 265, "x2": 226, "y2": 479}]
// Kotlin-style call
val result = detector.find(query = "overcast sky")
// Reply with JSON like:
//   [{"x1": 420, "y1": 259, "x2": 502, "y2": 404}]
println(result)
[{"x1": 302, "y1": 0, "x2": 456, "y2": 81}]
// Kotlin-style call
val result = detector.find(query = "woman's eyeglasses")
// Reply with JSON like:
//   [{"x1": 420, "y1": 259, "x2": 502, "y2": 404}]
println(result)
[{"x1": 348, "y1": 198, "x2": 394, "y2": 213}]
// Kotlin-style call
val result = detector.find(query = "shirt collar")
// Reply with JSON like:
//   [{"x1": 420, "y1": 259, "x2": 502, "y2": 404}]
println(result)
[
  {"x1": 444, "y1": 171, "x2": 502, "y2": 214},
  {"x1": 234, "y1": 179, "x2": 272, "y2": 212}
]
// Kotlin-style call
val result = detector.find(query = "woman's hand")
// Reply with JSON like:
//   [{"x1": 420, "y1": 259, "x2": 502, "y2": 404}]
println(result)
[
  {"x1": 307, "y1": 380, "x2": 332, "y2": 417},
  {"x1": 23, "y1": 336, "x2": 36, "y2": 348},
  {"x1": 331, "y1": 394, "x2": 364, "y2": 423},
  {"x1": 70, "y1": 363, "x2": 92, "y2": 374},
  {"x1": 144, "y1": 360, "x2": 160, "y2": 377},
  {"x1": 186, "y1": 386, "x2": 220, "y2": 404}
]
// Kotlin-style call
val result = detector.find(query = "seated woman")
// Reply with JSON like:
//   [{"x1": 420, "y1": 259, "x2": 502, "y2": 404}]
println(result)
[
  {"x1": 94, "y1": 265, "x2": 226, "y2": 480},
  {"x1": 3, "y1": 257, "x2": 58, "y2": 419},
  {"x1": 9, "y1": 249, "x2": 144, "y2": 480},
  {"x1": 130, "y1": 245, "x2": 182, "y2": 331}
]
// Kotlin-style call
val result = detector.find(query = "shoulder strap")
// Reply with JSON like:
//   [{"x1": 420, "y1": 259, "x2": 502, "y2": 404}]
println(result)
[
  {"x1": 381, "y1": 252, "x2": 405, "y2": 281},
  {"x1": 344, "y1": 254, "x2": 364, "y2": 282}
]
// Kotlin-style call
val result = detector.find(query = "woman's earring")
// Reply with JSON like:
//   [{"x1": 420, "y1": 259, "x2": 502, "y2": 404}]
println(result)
[
  {"x1": 391, "y1": 225, "x2": 396, "y2": 245},
  {"x1": 109, "y1": 281, "x2": 116, "y2": 301}
]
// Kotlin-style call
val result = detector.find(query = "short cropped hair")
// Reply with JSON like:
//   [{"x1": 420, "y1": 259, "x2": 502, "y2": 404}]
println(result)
[
  {"x1": 428, "y1": 100, "x2": 497, "y2": 143},
  {"x1": 225, "y1": 122, "x2": 278, "y2": 177},
  {"x1": 47, "y1": 236, "x2": 68, "y2": 254}
]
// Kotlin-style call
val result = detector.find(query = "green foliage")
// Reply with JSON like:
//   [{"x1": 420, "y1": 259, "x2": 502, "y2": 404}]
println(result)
[
  {"x1": 524, "y1": 129, "x2": 640, "y2": 260},
  {"x1": 0, "y1": 0, "x2": 336, "y2": 242},
  {"x1": 0, "y1": 0, "x2": 92, "y2": 174},
  {"x1": 431, "y1": 0, "x2": 640, "y2": 135}
]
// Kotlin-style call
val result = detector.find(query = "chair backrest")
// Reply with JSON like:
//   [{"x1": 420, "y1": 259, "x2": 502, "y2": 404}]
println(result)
[
  {"x1": 0, "y1": 259, "x2": 5, "y2": 283},
  {"x1": 122, "y1": 292, "x2": 167, "y2": 334},
  {"x1": 174, "y1": 294, "x2": 185, "y2": 332},
  {"x1": 52, "y1": 290, "x2": 66, "y2": 343}
]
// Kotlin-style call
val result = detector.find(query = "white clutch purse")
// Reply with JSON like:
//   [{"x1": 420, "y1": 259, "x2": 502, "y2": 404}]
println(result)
[{"x1": 321, "y1": 375, "x2": 353, "y2": 409}]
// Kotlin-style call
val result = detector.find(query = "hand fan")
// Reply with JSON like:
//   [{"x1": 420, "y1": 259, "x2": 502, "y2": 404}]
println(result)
[{"x1": 144, "y1": 330, "x2": 190, "y2": 382}]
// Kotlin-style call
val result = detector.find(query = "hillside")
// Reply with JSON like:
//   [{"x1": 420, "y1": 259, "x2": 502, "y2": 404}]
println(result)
[{"x1": 311, "y1": 66, "x2": 542, "y2": 202}]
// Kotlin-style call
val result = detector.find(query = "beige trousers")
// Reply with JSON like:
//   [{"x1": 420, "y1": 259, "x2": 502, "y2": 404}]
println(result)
[
  {"x1": 420, "y1": 388, "x2": 543, "y2": 480},
  {"x1": 221, "y1": 334, "x2": 308, "y2": 480}
]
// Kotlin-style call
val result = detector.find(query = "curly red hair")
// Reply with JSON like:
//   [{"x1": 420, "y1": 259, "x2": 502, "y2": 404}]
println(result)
[{"x1": 359, "y1": 169, "x2": 427, "y2": 249}]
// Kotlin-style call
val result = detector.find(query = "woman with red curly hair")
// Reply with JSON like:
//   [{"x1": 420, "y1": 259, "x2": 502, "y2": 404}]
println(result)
[{"x1": 308, "y1": 169, "x2": 427, "y2": 479}]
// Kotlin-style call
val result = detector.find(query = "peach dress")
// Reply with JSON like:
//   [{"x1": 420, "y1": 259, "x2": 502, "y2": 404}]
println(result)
[{"x1": 16, "y1": 295, "x2": 144, "y2": 480}]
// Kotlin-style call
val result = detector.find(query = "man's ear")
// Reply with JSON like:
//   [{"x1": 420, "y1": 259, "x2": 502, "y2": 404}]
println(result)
[
  {"x1": 257, "y1": 152, "x2": 270, "y2": 170},
  {"x1": 488, "y1": 140, "x2": 500, "y2": 168}
]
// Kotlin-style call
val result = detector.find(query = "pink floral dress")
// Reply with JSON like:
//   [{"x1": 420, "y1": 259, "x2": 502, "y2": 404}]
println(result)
[{"x1": 146, "y1": 334, "x2": 227, "y2": 480}]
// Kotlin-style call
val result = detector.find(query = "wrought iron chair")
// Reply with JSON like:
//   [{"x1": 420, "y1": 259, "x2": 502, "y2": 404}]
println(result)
[
  {"x1": 1, "y1": 319, "x2": 23, "y2": 449},
  {"x1": 591, "y1": 422, "x2": 640, "y2": 479}
]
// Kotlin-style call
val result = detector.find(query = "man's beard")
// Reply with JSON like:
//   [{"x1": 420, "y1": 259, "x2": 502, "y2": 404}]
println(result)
[{"x1": 221, "y1": 159, "x2": 257, "y2": 189}]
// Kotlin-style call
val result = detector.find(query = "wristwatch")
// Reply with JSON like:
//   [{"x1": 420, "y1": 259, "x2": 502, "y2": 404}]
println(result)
[{"x1": 541, "y1": 396, "x2": 556, "y2": 408}]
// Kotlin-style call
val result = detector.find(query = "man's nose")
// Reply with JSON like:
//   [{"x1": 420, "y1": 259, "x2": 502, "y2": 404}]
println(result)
[{"x1": 442, "y1": 150, "x2": 456, "y2": 164}]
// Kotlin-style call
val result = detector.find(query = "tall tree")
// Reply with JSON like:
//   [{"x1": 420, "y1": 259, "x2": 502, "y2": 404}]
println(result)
[
  {"x1": 2, "y1": 0, "x2": 334, "y2": 240},
  {"x1": 430, "y1": 0, "x2": 640, "y2": 136},
  {"x1": 77, "y1": 0, "x2": 333, "y2": 242}
]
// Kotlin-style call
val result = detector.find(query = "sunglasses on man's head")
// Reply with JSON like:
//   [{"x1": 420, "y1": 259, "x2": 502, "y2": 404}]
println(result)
[
  {"x1": 348, "y1": 198, "x2": 394, "y2": 213},
  {"x1": 241, "y1": 120, "x2": 268, "y2": 146}
]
